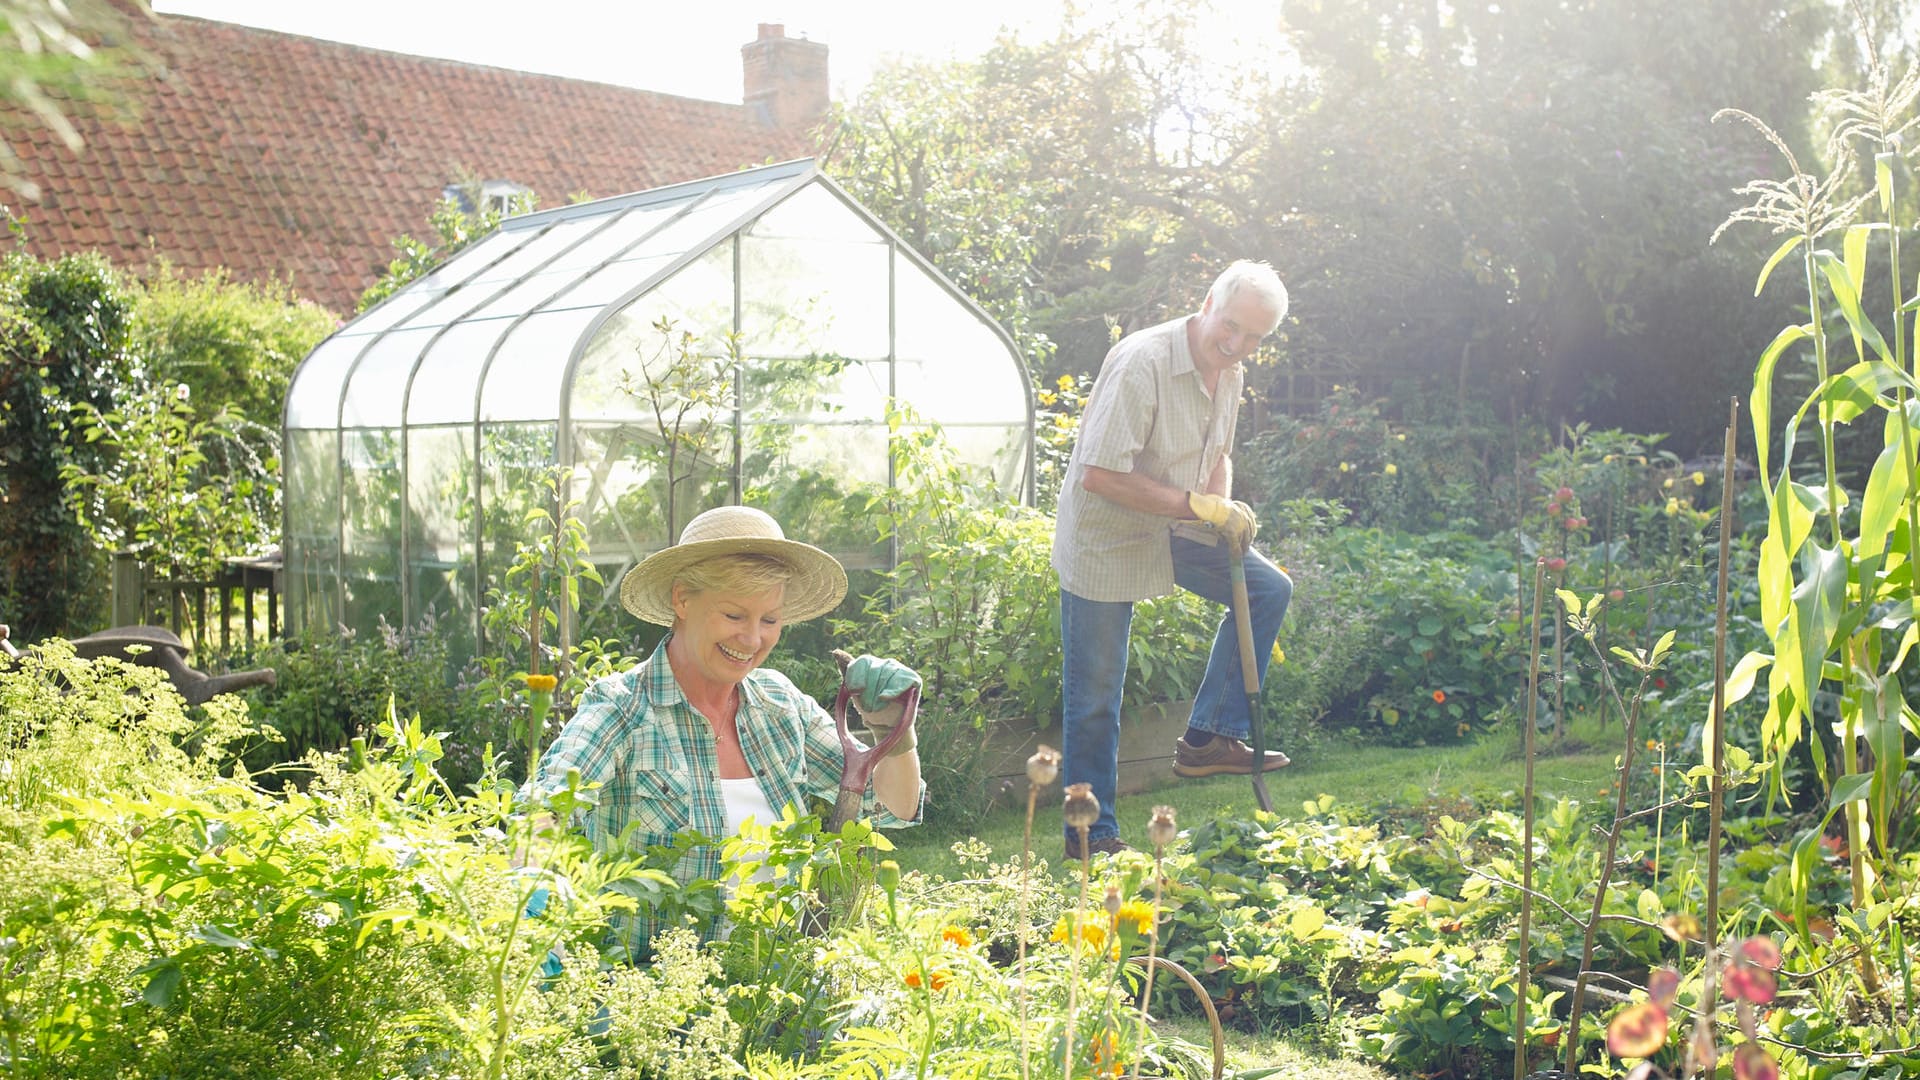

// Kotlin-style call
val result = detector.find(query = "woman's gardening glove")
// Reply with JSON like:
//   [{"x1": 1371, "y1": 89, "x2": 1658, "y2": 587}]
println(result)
[
  {"x1": 846, "y1": 654, "x2": 921, "y2": 756},
  {"x1": 1187, "y1": 491, "x2": 1258, "y2": 547}
]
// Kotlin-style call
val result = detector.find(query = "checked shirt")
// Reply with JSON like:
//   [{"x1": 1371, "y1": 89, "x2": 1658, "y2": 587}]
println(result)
[{"x1": 535, "y1": 635, "x2": 921, "y2": 958}]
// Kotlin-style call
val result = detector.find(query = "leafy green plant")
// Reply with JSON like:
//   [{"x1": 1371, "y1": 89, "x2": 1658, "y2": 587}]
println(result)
[
  {"x1": 242, "y1": 617, "x2": 501, "y2": 789},
  {"x1": 0, "y1": 249, "x2": 136, "y2": 639},
  {"x1": 1714, "y1": 20, "x2": 1918, "y2": 1001},
  {"x1": 132, "y1": 261, "x2": 336, "y2": 431},
  {"x1": 59, "y1": 383, "x2": 278, "y2": 585}
]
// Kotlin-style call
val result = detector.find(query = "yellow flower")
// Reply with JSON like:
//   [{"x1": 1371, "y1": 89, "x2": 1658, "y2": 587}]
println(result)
[
  {"x1": 1395, "y1": 433, "x2": 1407, "y2": 441},
  {"x1": 1384, "y1": 463, "x2": 1398, "y2": 476},
  {"x1": 1339, "y1": 462, "x2": 1352, "y2": 473},
  {"x1": 1116, "y1": 899, "x2": 1155, "y2": 937},
  {"x1": 523, "y1": 673, "x2": 558, "y2": 692},
  {"x1": 1664, "y1": 498, "x2": 1680, "y2": 517},
  {"x1": 1692, "y1": 470, "x2": 1706, "y2": 486},
  {"x1": 1271, "y1": 643, "x2": 1286, "y2": 666},
  {"x1": 940, "y1": 925, "x2": 974, "y2": 949},
  {"x1": 1663, "y1": 477, "x2": 1675, "y2": 489},
  {"x1": 1051, "y1": 915, "x2": 1109, "y2": 955},
  {"x1": 1057, "y1": 374, "x2": 1075, "y2": 391},
  {"x1": 1603, "y1": 454, "x2": 1615, "y2": 463},
  {"x1": 1645, "y1": 739, "x2": 1661, "y2": 752},
  {"x1": 1037, "y1": 390, "x2": 1056, "y2": 406}
]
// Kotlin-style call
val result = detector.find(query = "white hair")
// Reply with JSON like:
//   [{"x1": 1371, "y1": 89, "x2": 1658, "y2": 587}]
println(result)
[{"x1": 1207, "y1": 260, "x2": 1288, "y2": 323}]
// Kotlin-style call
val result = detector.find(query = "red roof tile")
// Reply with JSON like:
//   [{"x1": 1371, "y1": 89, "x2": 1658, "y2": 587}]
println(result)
[{"x1": 6, "y1": 13, "x2": 818, "y2": 313}]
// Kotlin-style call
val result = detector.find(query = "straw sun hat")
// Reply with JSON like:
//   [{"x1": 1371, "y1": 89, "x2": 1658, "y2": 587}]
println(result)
[{"x1": 618, "y1": 505, "x2": 848, "y2": 626}]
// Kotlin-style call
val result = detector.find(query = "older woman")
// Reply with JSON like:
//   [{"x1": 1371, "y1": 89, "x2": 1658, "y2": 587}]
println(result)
[{"x1": 534, "y1": 505, "x2": 922, "y2": 959}]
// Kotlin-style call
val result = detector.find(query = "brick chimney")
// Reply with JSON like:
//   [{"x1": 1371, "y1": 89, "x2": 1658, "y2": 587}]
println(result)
[{"x1": 742, "y1": 23, "x2": 829, "y2": 128}]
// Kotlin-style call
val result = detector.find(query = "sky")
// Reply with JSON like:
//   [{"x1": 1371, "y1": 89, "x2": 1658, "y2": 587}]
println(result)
[{"x1": 150, "y1": 0, "x2": 1069, "y2": 105}]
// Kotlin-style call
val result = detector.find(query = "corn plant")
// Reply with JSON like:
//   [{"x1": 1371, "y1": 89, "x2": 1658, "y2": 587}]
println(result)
[{"x1": 1713, "y1": 3, "x2": 1915, "y2": 992}]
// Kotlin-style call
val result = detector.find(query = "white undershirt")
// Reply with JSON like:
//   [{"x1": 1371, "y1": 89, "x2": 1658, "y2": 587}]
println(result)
[{"x1": 719, "y1": 776, "x2": 778, "y2": 835}]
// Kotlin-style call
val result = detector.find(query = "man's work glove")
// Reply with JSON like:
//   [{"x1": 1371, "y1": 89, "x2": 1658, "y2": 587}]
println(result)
[
  {"x1": 846, "y1": 654, "x2": 922, "y2": 756},
  {"x1": 1187, "y1": 491, "x2": 1258, "y2": 547}
]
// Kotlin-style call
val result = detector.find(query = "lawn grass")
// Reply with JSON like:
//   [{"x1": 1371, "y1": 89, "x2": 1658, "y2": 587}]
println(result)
[{"x1": 892, "y1": 712, "x2": 1624, "y2": 881}]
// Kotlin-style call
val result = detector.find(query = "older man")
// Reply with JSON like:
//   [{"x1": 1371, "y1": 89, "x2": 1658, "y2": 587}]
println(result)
[{"x1": 1051, "y1": 260, "x2": 1294, "y2": 858}]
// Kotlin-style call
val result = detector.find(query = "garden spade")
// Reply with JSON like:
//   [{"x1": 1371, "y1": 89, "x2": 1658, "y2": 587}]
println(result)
[
  {"x1": 1171, "y1": 521, "x2": 1276, "y2": 815},
  {"x1": 1227, "y1": 537, "x2": 1275, "y2": 814}
]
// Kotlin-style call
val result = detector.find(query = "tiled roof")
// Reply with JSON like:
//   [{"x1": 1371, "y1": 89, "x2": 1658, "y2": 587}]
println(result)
[{"x1": 6, "y1": 13, "x2": 817, "y2": 313}]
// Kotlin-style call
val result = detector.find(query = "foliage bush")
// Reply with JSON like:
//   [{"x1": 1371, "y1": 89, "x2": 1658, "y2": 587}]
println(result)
[
  {"x1": 0, "y1": 250, "x2": 136, "y2": 639},
  {"x1": 132, "y1": 262, "x2": 337, "y2": 430},
  {"x1": 1242, "y1": 385, "x2": 1522, "y2": 537},
  {"x1": 1257, "y1": 507, "x2": 1517, "y2": 748},
  {"x1": 242, "y1": 618, "x2": 506, "y2": 790}
]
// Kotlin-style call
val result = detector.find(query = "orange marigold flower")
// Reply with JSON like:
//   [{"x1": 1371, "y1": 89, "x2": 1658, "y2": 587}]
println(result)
[
  {"x1": 1432, "y1": 689, "x2": 1447, "y2": 704},
  {"x1": 1088, "y1": 1031, "x2": 1127, "y2": 1078},
  {"x1": 904, "y1": 967, "x2": 950, "y2": 992},
  {"x1": 940, "y1": 926, "x2": 974, "y2": 949}
]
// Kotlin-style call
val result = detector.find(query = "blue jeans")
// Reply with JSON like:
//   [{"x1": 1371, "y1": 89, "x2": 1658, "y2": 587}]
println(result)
[{"x1": 1059, "y1": 536, "x2": 1292, "y2": 844}]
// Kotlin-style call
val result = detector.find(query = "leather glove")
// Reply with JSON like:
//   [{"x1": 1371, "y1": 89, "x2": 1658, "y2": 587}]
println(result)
[
  {"x1": 1187, "y1": 491, "x2": 1258, "y2": 547},
  {"x1": 846, "y1": 654, "x2": 921, "y2": 756}
]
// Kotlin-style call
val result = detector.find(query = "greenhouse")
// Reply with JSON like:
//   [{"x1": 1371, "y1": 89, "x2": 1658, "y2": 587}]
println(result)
[{"x1": 282, "y1": 159, "x2": 1034, "y2": 655}]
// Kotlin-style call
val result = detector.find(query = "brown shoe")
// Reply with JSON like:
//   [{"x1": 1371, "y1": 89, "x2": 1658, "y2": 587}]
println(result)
[
  {"x1": 1064, "y1": 834, "x2": 1132, "y2": 859},
  {"x1": 1172, "y1": 735, "x2": 1291, "y2": 778}
]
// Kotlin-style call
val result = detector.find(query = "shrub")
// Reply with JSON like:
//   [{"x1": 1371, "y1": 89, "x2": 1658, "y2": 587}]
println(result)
[
  {"x1": 132, "y1": 262, "x2": 337, "y2": 431},
  {"x1": 1242, "y1": 384, "x2": 1523, "y2": 536},
  {"x1": 1257, "y1": 508, "x2": 1517, "y2": 747},
  {"x1": 0, "y1": 250, "x2": 137, "y2": 639},
  {"x1": 242, "y1": 618, "x2": 506, "y2": 789}
]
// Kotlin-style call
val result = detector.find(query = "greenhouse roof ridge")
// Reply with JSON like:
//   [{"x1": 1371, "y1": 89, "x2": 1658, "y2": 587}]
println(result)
[{"x1": 500, "y1": 159, "x2": 821, "y2": 231}]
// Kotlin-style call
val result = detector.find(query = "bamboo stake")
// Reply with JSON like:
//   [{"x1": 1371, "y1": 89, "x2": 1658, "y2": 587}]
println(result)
[
  {"x1": 1707, "y1": 400, "x2": 1737, "y2": 970},
  {"x1": 1515, "y1": 558, "x2": 1546, "y2": 1080}
]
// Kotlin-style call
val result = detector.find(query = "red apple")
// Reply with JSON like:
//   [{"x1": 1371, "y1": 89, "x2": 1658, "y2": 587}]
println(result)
[{"x1": 1556, "y1": 486, "x2": 1574, "y2": 502}]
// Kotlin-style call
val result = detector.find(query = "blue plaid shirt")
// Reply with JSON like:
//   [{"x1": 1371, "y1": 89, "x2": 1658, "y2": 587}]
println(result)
[{"x1": 535, "y1": 635, "x2": 922, "y2": 955}]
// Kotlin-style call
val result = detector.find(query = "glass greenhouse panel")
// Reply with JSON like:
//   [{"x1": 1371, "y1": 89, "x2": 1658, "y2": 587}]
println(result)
[
  {"x1": 406, "y1": 426, "x2": 479, "y2": 654},
  {"x1": 741, "y1": 355, "x2": 880, "y2": 425},
  {"x1": 339, "y1": 429, "x2": 403, "y2": 636},
  {"x1": 342, "y1": 326, "x2": 439, "y2": 429},
  {"x1": 480, "y1": 306, "x2": 603, "y2": 423},
  {"x1": 346, "y1": 229, "x2": 535, "y2": 336},
  {"x1": 478, "y1": 423, "x2": 563, "y2": 646},
  {"x1": 397, "y1": 217, "x2": 613, "y2": 331},
  {"x1": 928, "y1": 422, "x2": 1028, "y2": 493},
  {"x1": 561, "y1": 252, "x2": 679, "y2": 311},
  {"x1": 405, "y1": 318, "x2": 516, "y2": 427},
  {"x1": 572, "y1": 418, "x2": 735, "y2": 553},
  {"x1": 283, "y1": 428, "x2": 340, "y2": 636},
  {"x1": 467, "y1": 203, "x2": 685, "y2": 320},
  {"x1": 571, "y1": 243, "x2": 737, "y2": 422},
  {"x1": 286, "y1": 336, "x2": 369, "y2": 429},
  {"x1": 893, "y1": 256, "x2": 1029, "y2": 425},
  {"x1": 739, "y1": 234, "x2": 889, "y2": 360}
]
